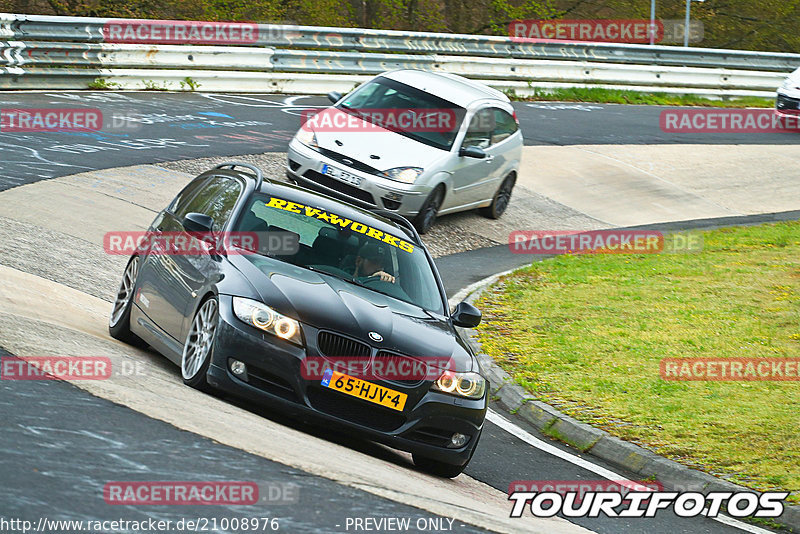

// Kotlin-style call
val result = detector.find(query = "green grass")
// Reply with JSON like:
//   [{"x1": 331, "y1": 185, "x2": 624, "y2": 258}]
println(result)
[
  {"x1": 141, "y1": 80, "x2": 171, "y2": 91},
  {"x1": 87, "y1": 78, "x2": 120, "y2": 90},
  {"x1": 505, "y1": 86, "x2": 775, "y2": 108},
  {"x1": 476, "y1": 222, "x2": 800, "y2": 503}
]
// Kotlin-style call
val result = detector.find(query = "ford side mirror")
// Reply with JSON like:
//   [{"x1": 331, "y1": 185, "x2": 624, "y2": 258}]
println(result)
[
  {"x1": 452, "y1": 301, "x2": 482, "y2": 328},
  {"x1": 327, "y1": 91, "x2": 343, "y2": 104},
  {"x1": 459, "y1": 146, "x2": 487, "y2": 159}
]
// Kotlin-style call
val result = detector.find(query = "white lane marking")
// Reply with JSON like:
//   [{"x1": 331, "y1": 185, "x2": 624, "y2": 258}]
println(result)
[
  {"x1": 197, "y1": 93, "x2": 325, "y2": 117},
  {"x1": 487, "y1": 410, "x2": 632, "y2": 482},
  {"x1": 199, "y1": 94, "x2": 287, "y2": 107},
  {"x1": 711, "y1": 513, "x2": 776, "y2": 534},
  {"x1": 0, "y1": 141, "x2": 93, "y2": 170},
  {"x1": 487, "y1": 410, "x2": 776, "y2": 534},
  {"x1": 526, "y1": 103, "x2": 604, "y2": 112},
  {"x1": 448, "y1": 268, "x2": 518, "y2": 308},
  {"x1": 285, "y1": 95, "x2": 320, "y2": 107}
]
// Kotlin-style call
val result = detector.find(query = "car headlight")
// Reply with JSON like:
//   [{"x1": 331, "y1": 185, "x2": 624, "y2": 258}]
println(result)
[
  {"x1": 295, "y1": 128, "x2": 318, "y2": 149},
  {"x1": 382, "y1": 167, "x2": 423, "y2": 184},
  {"x1": 431, "y1": 371, "x2": 486, "y2": 399},
  {"x1": 781, "y1": 76, "x2": 800, "y2": 90},
  {"x1": 232, "y1": 297, "x2": 303, "y2": 346}
]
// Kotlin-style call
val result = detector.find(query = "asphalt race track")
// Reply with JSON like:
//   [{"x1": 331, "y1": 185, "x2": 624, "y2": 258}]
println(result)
[
  {"x1": 1, "y1": 92, "x2": 798, "y2": 191},
  {"x1": 0, "y1": 344, "x2": 487, "y2": 534},
  {"x1": 1, "y1": 92, "x2": 798, "y2": 534}
]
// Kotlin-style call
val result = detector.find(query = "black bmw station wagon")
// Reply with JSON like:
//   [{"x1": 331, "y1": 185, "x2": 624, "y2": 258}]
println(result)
[{"x1": 109, "y1": 162, "x2": 487, "y2": 477}]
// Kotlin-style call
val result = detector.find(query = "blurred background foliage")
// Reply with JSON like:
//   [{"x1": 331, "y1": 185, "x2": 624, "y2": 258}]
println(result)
[{"x1": 4, "y1": 0, "x2": 799, "y2": 52}]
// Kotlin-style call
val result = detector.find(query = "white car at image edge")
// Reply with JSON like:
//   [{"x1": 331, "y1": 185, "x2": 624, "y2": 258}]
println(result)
[
  {"x1": 776, "y1": 66, "x2": 800, "y2": 116},
  {"x1": 286, "y1": 69, "x2": 523, "y2": 233}
]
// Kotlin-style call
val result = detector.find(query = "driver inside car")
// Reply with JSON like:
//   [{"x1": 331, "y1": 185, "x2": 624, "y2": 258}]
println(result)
[{"x1": 353, "y1": 243, "x2": 396, "y2": 284}]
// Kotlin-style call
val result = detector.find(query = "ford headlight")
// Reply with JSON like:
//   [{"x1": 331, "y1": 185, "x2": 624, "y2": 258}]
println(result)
[
  {"x1": 233, "y1": 297, "x2": 303, "y2": 346},
  {"x1": 781, "y1": 75, "x2": 800, "y2": 91},
  {"x1": 382, "y1": 167, "x2": 423, "y2": 184},
  {"x1": 295, "y1": 128, "x2": 318, "y2": 149},
  {"x1": 432, "y1": 371, "x2": 486, "y2": 399}
]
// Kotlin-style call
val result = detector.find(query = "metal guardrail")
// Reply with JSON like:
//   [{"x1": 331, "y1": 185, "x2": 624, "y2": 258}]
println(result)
[
  {"x1": 0, "y1": 13, "x2": 797, "y2": 95},
  {"x1": 0, "y1": 41, "x2": 785, "y2": 91},
  {"x1": 4, "y1": 13, "x2": 800, "y2": 71}
]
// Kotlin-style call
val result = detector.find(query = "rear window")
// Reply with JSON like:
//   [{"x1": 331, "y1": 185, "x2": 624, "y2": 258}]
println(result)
[{"x1": 492, "y1": 108, "x2": 518, "y2": 145}]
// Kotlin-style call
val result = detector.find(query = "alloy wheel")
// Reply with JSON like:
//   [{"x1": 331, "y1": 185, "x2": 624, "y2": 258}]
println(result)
[
  {"x1": 181, "y1": 299, "x2": 218, "y2": 380},
  {"x1": 110, "y1": 257, "x2": 139, "y2": 327}
]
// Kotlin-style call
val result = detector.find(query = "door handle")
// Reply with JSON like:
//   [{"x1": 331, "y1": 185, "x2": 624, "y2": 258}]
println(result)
[{"x1": 484, "y1": 155, "x2": 494, "y2": 163}]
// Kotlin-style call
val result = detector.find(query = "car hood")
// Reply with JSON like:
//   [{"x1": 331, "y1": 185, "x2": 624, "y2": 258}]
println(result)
[
  {"x1": 313, "y1": 107, "x2": 450, "y2": 171},
  {"x1": 781, "y1": 68, "x2": 800, "y2": 95},
  {"x1": 229, "y1": 254, "x2": 476, "y2": 373}
]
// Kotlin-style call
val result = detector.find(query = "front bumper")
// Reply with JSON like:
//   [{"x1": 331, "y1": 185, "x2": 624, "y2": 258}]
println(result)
[
  {"x1": 286, "y1": 139, "x2": 431, "y2": 217},
  {"x1": 207, "y1": 295, "x2": 487, "y2": 466}
]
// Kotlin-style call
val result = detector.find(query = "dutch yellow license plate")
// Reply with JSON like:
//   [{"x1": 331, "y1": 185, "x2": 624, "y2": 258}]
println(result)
[{"x1": 321, "y1": 369, "x2": 407, "y2": 411}]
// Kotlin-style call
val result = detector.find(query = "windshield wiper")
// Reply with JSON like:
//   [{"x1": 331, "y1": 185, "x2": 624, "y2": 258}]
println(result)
[
  {"x1": 279, "y1": 259, "x2": 440, "y2": 314},
  {"x1": 286, "y1": 262, "x2": 362, "y2": 286},
  {"x1": 290, "y1": 263, "x2": 333, "y2": 277},
  {"x1": 331, "y1": 272, "x2": 369, "y2": 289},
  {"x1": 338, "y1": 102, "x2": 364, "y2": 118},
  {"x1": 338, "y1": 103, "x2": 388, "y2": 129}
]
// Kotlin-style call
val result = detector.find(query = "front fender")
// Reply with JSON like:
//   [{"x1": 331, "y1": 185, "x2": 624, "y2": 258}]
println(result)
[{"x1": 427, "y1": 171, "x2": 455, "y2": 210}]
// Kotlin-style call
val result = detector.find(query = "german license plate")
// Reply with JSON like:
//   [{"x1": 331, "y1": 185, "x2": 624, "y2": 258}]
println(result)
[
  {"x1": 321, "y1": 163, "x2": 362, "y2": 187},
  {"x1": 321, "y1": 369, "x2": 407, "y2": 411}
]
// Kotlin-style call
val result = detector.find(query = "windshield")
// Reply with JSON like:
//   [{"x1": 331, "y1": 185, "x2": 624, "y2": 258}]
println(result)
[
  {"x1": 233, "y1": 193, "x2": 445, "y2": 314},
  {"x1": 338, "y1": 76, "x2": 466, "y2": 151}
]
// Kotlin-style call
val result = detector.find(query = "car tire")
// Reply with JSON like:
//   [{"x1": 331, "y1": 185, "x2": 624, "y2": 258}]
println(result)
[
  {"x1": 412, "y1": 429, "x2": 481, "y2": 478},
  {"x1": 412, "y1": 454, "x2": 467, "y2": 478},
  {"x1": 480, "y1": 173, "x2": 516, "y2": 219},
  {"x1": 413, "y1": 186, "x2": 445, "y2": 234},
  {"x1": 108, "y1": 256, "x2": 146, "y2": 347},
  {"x1": 181, "y1": 296, "x2": 218, "y2": 392}
]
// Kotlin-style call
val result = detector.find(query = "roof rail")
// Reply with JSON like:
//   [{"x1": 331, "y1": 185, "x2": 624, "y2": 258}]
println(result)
[
  {"x1": 369, "y1": 208, "x2": 422, "y2": 244},
  {"x1": 214, "y1": 161, "x2": 267, "y2": 191}
]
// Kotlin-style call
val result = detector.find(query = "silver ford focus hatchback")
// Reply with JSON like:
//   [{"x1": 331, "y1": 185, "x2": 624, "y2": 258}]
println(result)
[{"x1": 286, "y1": 69, "x2": 523, "y2": 233}]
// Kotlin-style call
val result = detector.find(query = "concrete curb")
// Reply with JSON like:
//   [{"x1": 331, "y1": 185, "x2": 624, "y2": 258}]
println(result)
[{"x1": 448, "y1": 268, "x2": 799, "y2": 532}]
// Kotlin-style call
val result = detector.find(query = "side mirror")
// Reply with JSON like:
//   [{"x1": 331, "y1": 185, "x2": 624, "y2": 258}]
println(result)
[
  {"x1": 458, "y1": 146, "x2": 487, "y2": 159},
  {"x1": 183, "y1": 212, "x2": 214, "y2": 234},
  {"x1": 327, "y1": 91, "x2": 343, "y2": 104},
  {"x1": 451, "y1": 301, "x2": 482, "y2": 328}
]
